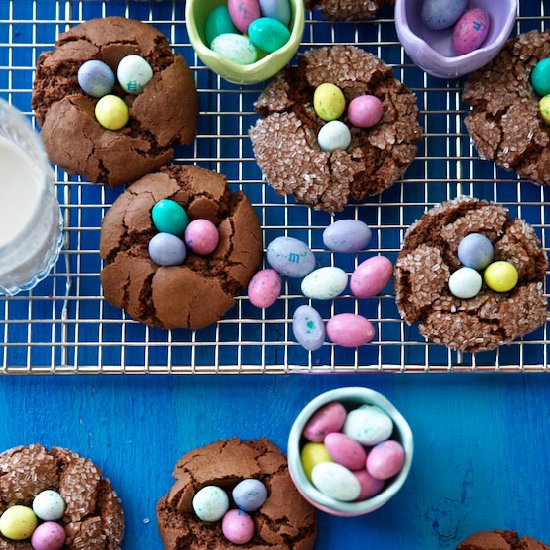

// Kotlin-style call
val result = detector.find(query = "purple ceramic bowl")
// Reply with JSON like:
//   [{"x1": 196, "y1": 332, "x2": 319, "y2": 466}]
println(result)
[{"x1": 395, "y1": 0, "x2": 517, "y2": 78}]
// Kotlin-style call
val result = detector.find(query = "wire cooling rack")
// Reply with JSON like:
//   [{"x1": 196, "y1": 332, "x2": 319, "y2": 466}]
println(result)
[{"x1": 0, "y1": 0, "x2": 548, "y2": 374}]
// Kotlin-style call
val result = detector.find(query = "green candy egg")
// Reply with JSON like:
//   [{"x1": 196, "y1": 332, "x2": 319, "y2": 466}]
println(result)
[
  {"x1": 152, "y1": 199, "x2": 189, "y2": 236},
  {"x1": 205, "y1": 5, "x2": 238, "y2": 47},
  {"x1": 248, "y1": 17, "x2": 291, "y2": 55},
  {"x1": 313, "y1": 83, "x2": 346, "y2": 122},
  {"x1": 211, "y1": 33, "x2": 258, "y2": 65},
  {"x1": 531, "y1": 57, "x2": 550, "y2": 97}
]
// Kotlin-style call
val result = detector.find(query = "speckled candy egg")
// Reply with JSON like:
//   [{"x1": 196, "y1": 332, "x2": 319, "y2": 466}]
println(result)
[
  {"x1": 323, "y1": 220, "x2": 372, "y2": 253},
  {"x1": 184, "y1": 219, "x2": 219, "y2": 255},
  {"x1": 95, "y1": 95, "x2": 129, "y2": 131},
  {"x1": 248, "y1": 269, "x2": 281, "y2": 308},
  {"x1": 317, "y1": 120, "x2": 352, "y2": 152},
  {"x1": 324, "y1": 432, "x2": 367, "y2": 471},
  {"x1": 148, "y1": 233, "x2": 187, "y2": 267},
  {"x1": 228, "y1": 0, "x2": 261, "y2": 33},
  {"x1": 205, "y1": 5, "x2": 238, "y2": 46},
  {"x1": 267, "y1": 236, "x2": 316, "y2": 278},
  {"x1": 314, "y1": 83, "x2": 346, "y2": 122},
  {"x1": 31, "y1": 522, "x2": 66, "y2": 550},
  {"x1": 211, "y1": 33, "x2": 258, "y2": 65},
  {"x1": 301, "y1": 267, "x2": 348, "y2": 300},
  {"x1": 303, "y1": 401, "x2": 347, "y2": 442},
  {"x1": 232, "y1": 479, "x2": 268, "y2": 512},
  {"x1": 300, "y1": 442, "x2": 333, "y2": 480},
  {"x1": 350, "y1": 256, "x2": 393, "y2": 298},
  {"x1": 192, "y1": 486, "x2": 230, "y2": 522},
  {"x1": 448, "y1": 267, "x2": 482, "y2": 299},
  {"x1": 221, "y1": 509, "x2": 255, "y2": 545},
  {"x1": 117, "y1": 55, "x2": 153, "y2": 95},
  {"x1": 366, "y1": 440, "x2": 406, "y2": 481},
  {"x1": 152, "y1": 199, "x2": 189, "y2": 236},
  {"x1": 249, "y1": 17, "x2": 290, "y2": 54},
  {"x1": 484, "y1": 261, "x2": 518, "y2": 293},
  {"x1": 343, "y1": 404, "x2": 393, "y2": 446},
  {"x1": 353, "y1": 469, "x2": 385, "y2": 500},
  {"x1": 531, "y1": 58, "x2": 550, "y2": 97},
  {"x1": 0, "y1": 505, "x2": 38, "y2": 540},
  {"x1": 77, "y1": 59, "x2": 115, "y2": 98},
  {"x1": 311, "y1": 462, "x2": 361, "y2": 501},
  {"x1": 292, "y1": 305, "x2": 325, "y2": 351},
  {"x1": 539, "y1": 94, "x2": 550, "y2": 125},
  {"x1": 421, "y1": 0, "x2": 468, "y2": 30},
  {"x1": 458, "y1": 233, "x2": 494, "y2": 271},
  {"x1": 33, "y1": 490, "x2": 66, "y2": 521},
  {"x1": 326, "y1": 313, "x2": 376, "y2": 348},
  {"x1": 348, "y1": 95, "x2": 384, "y2": 128},
  {"x1": 259, "y1": 0, "x2": 290, "y2": 26},
  {"x1": 453, "y1": 8, "x2": 491, "y2": 56}
]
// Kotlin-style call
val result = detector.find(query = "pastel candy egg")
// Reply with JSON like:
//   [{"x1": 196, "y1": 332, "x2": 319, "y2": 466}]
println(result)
[
  {"x1": 453, "y1": 8, "x2": 491, "y2": 56},
  {"x1": 267, "y1": 236, "x2": 316, "y2": 278},
  {"x1": 323, "y1": 220, "x2": 372, "y2": 253},
  {"x1": 249, "y1": 17, "x2": 290, "y2": 54},
  {"x1": 152, "y1": 199, "x2": 189, "y2": 236},
  {"x1": 31, "y1": 522, "x2": 66, "y2": 550},
  {"x1": 205, "y1": 5, "x2": 238, "y2": 46},
  {"x1": 324, "y1": 432, "x2": 367, "y2": 471},
  {"x1": 310, "y1": 462, "x2": 361, "y2": 502},
  {"x1": 259, "y1": 0, "x2": 291, "y2": 26},
  {"x1": 211, "y1": 34, "x2": 258, "y2": 65},
  {"x1": 448, "y1": 267, "x2": 482, "y2": 299},
  {"x1": 148, "y1": 233, "x2": 187, "y2": 266},
  {"x1": 314, "y1": 83, "x2": 346, "y2": 122},
  {"x1": 184, "y1": 219, "x2": 219, "y2": 255},
  {"x1": 95, "y1": 95, "x2": 129, "y2": 131},
  {"x1": 117, "y1": 55, "x2": 153, "y2": 95},
  {"x1": 366, "y1": 440, "x2": 406, "y2": 481},
  {"x1": 0, "y1": 505, "x2": 38, "y2": 540},
  {"x1": 300, "y1": 442, "x2": 333, "y2": 480},
  {"x1": 353, "y1": 469, "x2": 385, "y2": 500},
  {"x1": 343, "y1": 404, "x2": 393, "y2": 446},
  {"x1": 192, "y1": 486, "x2": 230, "y2": 522},
  {"x1": 248, "y1": 269, "x2": 281, "y2": 308},
  {"x1": 222, "y1": 509, "x2": 255, "y2": 545},
  {"x1": 484, "y1": 261, "x2": 518, "y2": 293},
  {"x1": 539, "y1": 94, "x2": 550, "y2": 125},
  {"x1": 318, "y1": 120, "x2": 351, "y2": 152},
  {"x1": 531, "y1": 58, "x2": 550, "y2": 97},
  {"x1": 301, "y1": 267, "x2": 347, "y2": 300},
  {"x1": 458, "y1": 233, "x2": 494, "y2": 271},
  {"x1": 292, "y1": 305, "x2": 325, "y2": 351},
  {"x1": 326, "y1": 313, "x2": 376, "y2": 348},
  {"x1": 348, "y1": 95, "x2": 384, "y2": 128},
  {"x1": 232, "y1": 479, "x2": 268, "y2": 512},
  {"x1": 33, "y1": 490, "x2": 66, "y2": 521},
  {"x1": 350, "y1": 256, "x2": 393, "y2": 298},
  {"x1": 421, "y1": 0, "x2": 468, "y2": 30},
  {"x1": 303, "y1": 401, "x2": 347, "y2": 442},
  {"x1": 228, "y1": 0, "x2": 261, "y2": 33},
  {"x1": 77, "y1": 60, "x2": 115, "y2": 98}
]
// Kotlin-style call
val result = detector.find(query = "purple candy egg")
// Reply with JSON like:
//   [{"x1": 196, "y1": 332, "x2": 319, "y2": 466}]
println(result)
[
  {"x1": 148, "y1": 233, "x2": 187, "y2": 266},
  {"x1": 184, "y1": 219, "x2": 219, "y2": 255},
  {"x1": 348, "y1": 95, "x2": 384, "y2": 128},
  {"x1": 453, "y1": 8, "x2": 491, "y2": 56},
  {"x1": 31, "y1": 522, "x2": 66, "y2": 550},
  {"x1": 221, "y1": 509, "x2": 255, "y2": 545}
]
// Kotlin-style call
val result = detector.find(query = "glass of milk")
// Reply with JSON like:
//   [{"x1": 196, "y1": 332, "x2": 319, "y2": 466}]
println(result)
[{"x1": 0, "y1": 99, "x2": 63, "y2": 295}]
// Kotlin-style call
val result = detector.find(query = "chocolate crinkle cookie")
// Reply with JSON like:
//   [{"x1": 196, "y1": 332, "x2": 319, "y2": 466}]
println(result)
[
  {"x1": 394, "y1": 197, "x2": 548, "y2": 352},
  {"x1": 0, "y1": 444, "x2": 124, "y2": 550},
  {"x1": 100, "y1": 165, "x2": 263, "y2": 330},
  {"x1": 463, "y1": 31, "x2": 550, "y2": 185},
  {"x1": 157, "y1": 438, "x2": 317, "y2": 550},
  {"x1": 456, "y1": 530, "x2": 550, "y2": 550},
  {"x1": 32, "y1": 17, "x2": 198, "y2": 187},
  {"x1": 250, "y1": 46, "x2": 421, "y2": 212},
  {"x1": 305, "y1": 0, "x2": 394, "y2": 20}
]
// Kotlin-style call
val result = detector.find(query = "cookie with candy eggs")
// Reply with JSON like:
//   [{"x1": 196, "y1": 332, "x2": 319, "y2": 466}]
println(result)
[
  {"x1": 456, "y1": 530, "x2": 550, "y2": 549},
  {"x1": 305, "y1": 0, "x2": 394, "y2": 21}
]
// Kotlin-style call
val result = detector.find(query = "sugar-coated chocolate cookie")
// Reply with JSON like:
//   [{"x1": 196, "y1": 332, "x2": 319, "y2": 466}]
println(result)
[
  {"x1": 463, "y1": 31, "x2": 550, "y2": 185},
  {"x1": 157, "y1": 438, "x2": 317, "y2": 550},
  {"x1": 250, "y1": 46, "x2": 421, "y2": 212},
  {"x1": 456, "y1": 530, "x2": 550, "y2": 549},
  {"x1": 0, "y1": 444, "x2": 124, "y2": 549},
  {"x1": 32, "y1": 17, "x2": 198, "y2": 187},
  {"x1": 305, "y1": 0, "x2": 394, "y2": 20},
  {"x1": 100, "y1": 166, "x2": 263, "y2": 330},
  {"x1": 394, "y1": 197, "x2": 548, "y2": 352}
]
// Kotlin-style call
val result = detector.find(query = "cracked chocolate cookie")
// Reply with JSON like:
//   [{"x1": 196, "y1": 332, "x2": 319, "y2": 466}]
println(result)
[
  {"x1": 305, "y1": 0, "x2": 394, "y2": 20},
  {"x1": 250, "y1": 46, "x2": 422, "y2": 212},
  {"x1": 32, "y1": 17, "x2": 198, "y2": 187},
  {"x1": 157, "y1": 438, "x2": 317, "y2": 550},
  {"x1": 100, "y1": 165, "x2": 263, "y2": 330},
  {"x1": 0, "y1": 444, "x2": 124, "y2": 549},
  {"x1": 463, "y1": 31, "x2": 550, "y2": 185},
  {"x1": 457, "y1": 530, "x2": 550, "y2": 550},
  {"x1": 394, "y1": 197, "x2": 548, "y2": 352}
]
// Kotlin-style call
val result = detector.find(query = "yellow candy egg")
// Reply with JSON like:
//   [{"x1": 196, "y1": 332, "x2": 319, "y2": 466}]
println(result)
[
  {"x1": 95, "y1": 95, "x2": 129, "y2": 131},
  {"x1": 300, "y1": 442, "x2": 333, "y2": 481},
  {"x1": 313, "y1": 83, "x2": 346, "y2": 122},
  {"x1": 484, "y1": 261, "x2": 518, "y2": 293},
  {"x1": 539, "y1": 94, "x2": 550, "y2": 126},
  {"x1": 0, "y1": 505, "x2": 38, "y2": 540}
]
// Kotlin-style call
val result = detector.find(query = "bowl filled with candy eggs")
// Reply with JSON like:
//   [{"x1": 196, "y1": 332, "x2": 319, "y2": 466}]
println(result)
[{"x1": 287, "y1": 387, "x2": 413, "y2": 516}]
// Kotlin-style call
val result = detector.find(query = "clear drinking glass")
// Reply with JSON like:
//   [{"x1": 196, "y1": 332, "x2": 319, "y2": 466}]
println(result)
[{"x1": 0, "y1": 99, "x2": 63, "y2": 295}]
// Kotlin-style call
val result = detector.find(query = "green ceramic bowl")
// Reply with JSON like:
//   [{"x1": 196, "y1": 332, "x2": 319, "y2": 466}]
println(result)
[{"x1": 186, "y1": 0, "x2": 305, "y2": 85}]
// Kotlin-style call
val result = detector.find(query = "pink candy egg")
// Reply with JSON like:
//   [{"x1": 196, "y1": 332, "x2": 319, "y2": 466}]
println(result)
[
  {"x1": 222, "y1": 509, "x2": 255, "y2": 545},
  {"x1": 324, "y1": 432, "x2": 367, "y2": 471},
  {"x1": 353, "y1": 469, "x2": 385, "y2": 500},
  {"x1": 326, "y1": 314, "x2": 376, "y2": 348},
  {"x1": 348, "y1": 95, "x2": 384, "y2": 128},
  {"x1": 453, "y1": 8, "x2": 491, "y2": 56},
  {"x1": 184, "y1": 219, "x2": 219, "y2": 255},
  {"x1": 31, "y1": 522, "x2": 66, "y2": 550},
  {"x1": 303, "y1": 401, "x2": 347, "y2": 442},
  {"x1": 366, "y1": 440, "x2": 405, "y2": 481},
  {"x1": 228, "y1": 0, "x2": 261, "y2": 33},
  {"x1": 350, "y1": 256, "x2": 393, "y2": 298},
  {"x1": 248, "y1": 269, "x2": 281, "y2": 308}
]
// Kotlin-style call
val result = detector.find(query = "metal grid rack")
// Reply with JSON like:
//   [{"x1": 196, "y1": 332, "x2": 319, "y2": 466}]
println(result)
[{"x1": 0, "y1": 0, "x2": 548, "y2": 374}]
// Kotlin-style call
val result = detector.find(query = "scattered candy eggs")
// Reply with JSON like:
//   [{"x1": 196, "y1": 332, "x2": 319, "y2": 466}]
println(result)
[
  {"x1": 152, "y1": 199, "x2": 189, "y2": 236},
  {"x1": 453, "y1": 8, "x2": 491, "y2": 56},
  {"x1": 326, "y1": 313, "x2": 376, "y2": 348},
  {"x1": 303, "y1": 401, "x2": 347, "y2": 442},
  {"x1": 313, "y1": 83, "x2": 346, "y2": 122},
  {"x1": 421, "y1": 0, "x2": 468, "y2": 31},
  {"x1": 228, "y1": 0, "x2": 261, "y2": 33},
  {"x1": 184, "y1": 219, "x2": 219, "y2": 255},
  {"x1": 348, "y1": 95, "x2": 384, "y2": 129},
  {"x1": 353, "y1": 469, "x2": 385, "y2": 500},
  {"x1": 457, "y1": 233, "x2": 494, "y2": 271},
  {"x1": 531, "y1": 57, "x2": 550, "y2": 97},
  {"x1": 193, "y1": 486, "x2": 230, "y2": 522},
  {"x1": 248, "y1": 17, "x2": 290, "y2": 54},
  {"x1": 366, "y1": 440, "x2": 406, "y2": 481},
  {"x1": 301, "y1": 266, "x2": 347, "y2": 300},
  {"x1": 33, "y1": 490, "x2": 66, "y2": 521},
  {"x1": 117, "y1": 54, "x2": 153, "y2": 95},
  {"x1": 148, "y1": 233, "x2": 187, "y2": 267},
  {"x1": 267, "y1": 236, "x2": 316, "y2": 278},
  {"x1": 77, "y1": 59, "x2": 115, "y2": 98},
  {"x1": 205, "y1": 5, "x2": 238, "y2": 47},
  {"x1": 310, "y1": 462, "x2": 361, "y2": 502},
  {"x1": 350, "y1": 256, "x2": 393, "y2": 298},
  {"x1": 222, "y1": 509, "x2": 255, "y2": 545},
  {"x1": 300, "y1": 442, "x2": 333, "y2": 480},
  {"x1": 317, "y1": 120, "x2": 352, "y2": 153},
  {"x1": 211, "y1": 33, "x2": 258, "y2": 65},
  {"x1": 0, "y1": 505, "x2": 38, "y2": 540},
  {"x1": 259, "y1": 0, "x2": 291, "y2": 26},
  {"x1": 95, "y1": 95, "x2": 129, "y2": 131},
  {"x1": 292, "y1": 305, "x2": 325, "y2": 351},
  {"x1": 232, "y1": 479, "x2": 268, "y2": 512},
  {"x1": 324, "y1": 432, "x2": 367, "y2": 471},
  {"x1": 343, "y1": 405, "x2": 393, "y2": 446},
  {"x1": 484, "y1": 261, "x2": 518, "y2": 293},
  {"x1": 30, "y1": 522, "x2": 66, "y2": 550},
  {"x1": 539, "y1": 94, "x2": 550, "y2": 126},
  {"x1": 248, "y1": 269, "x2": 281, "y2": 308},
  {"x1": 448, "y1": 267, "x2": 482, "y2": 299},
  {"x1": 322, "y1": 220, "x2": 372, "y2": 253}
]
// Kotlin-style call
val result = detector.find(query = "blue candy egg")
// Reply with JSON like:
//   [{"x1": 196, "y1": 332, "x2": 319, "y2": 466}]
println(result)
[
  {"x1": 323, "y1": 220, "x2": 372, "y2": 253},
  {"x1": 148, "y1": 233, "x2": 186, "y2": 266},
  {"x1": 78, "y1": 60, "x2": 115, "y2": 98},
  {"x1": 458, "y1": 233, "x2": 494, "y2": 271},
  {"x1": 232, "y1": 479, "x2": 268, "y2": 512},
  {"x1": 421, "y1": 0, "x2": 468, "y2": 30},
  {"x1": 292, "y1": 305, "x2": 325, "y2": 351},
  {"x1": 259, "y1": 0, "x2": 291, "y2": 27},
  {"x1": 267, "y1": 237, "x2": 316, "y2": 278}
]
